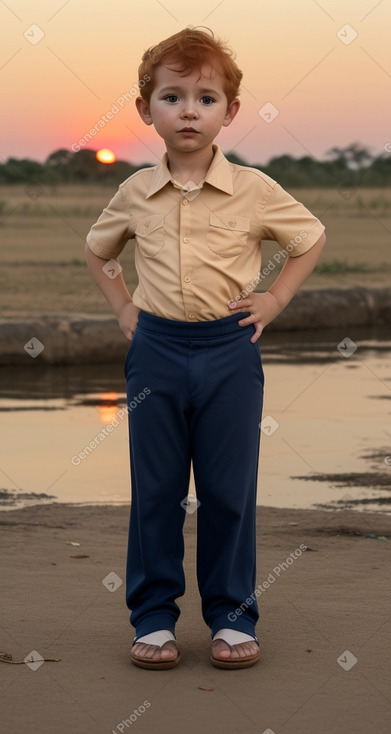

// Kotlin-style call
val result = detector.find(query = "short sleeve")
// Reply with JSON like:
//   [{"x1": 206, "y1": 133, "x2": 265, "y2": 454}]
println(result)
[
  {"x1": 262, "y1": 183, "x2": 325, "y2": 257},
  {"x1": 86, "y1": 186, "x2": 131, "y2": 259}
]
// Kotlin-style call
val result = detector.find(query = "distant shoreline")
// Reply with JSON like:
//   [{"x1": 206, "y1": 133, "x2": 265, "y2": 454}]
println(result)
[{"x1": 1, "y1": 286, "x2": 390, "y2": 365}]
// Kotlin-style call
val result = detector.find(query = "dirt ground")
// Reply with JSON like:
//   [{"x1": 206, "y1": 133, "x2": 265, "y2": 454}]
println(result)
[
  {"x1": 1, "y1": 184, "x2": 390, "y2": 315},
  {"x1": 1, "y1": 502, "x2": 391, "y2": 734}
]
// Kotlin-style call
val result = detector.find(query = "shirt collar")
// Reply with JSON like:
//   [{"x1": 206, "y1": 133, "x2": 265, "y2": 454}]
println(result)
[{"x1": 145, "y1": 143, "x2": 234, "y2": 198}]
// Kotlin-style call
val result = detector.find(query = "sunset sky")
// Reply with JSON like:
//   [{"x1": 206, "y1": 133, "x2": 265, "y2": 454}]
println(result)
[{"x1": 0, "y1": 0, "x2": 390, "y2": 166}]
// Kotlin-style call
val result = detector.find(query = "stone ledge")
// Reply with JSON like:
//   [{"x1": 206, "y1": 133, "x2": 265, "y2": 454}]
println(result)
[{"x1": 1, "y1": 287, "x2": 390, "y2": 365}]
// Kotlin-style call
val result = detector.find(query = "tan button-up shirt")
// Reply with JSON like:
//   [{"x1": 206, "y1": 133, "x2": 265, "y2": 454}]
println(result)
[{"x1": 86, "y1": 143, "x2": 325, "y2": 321}]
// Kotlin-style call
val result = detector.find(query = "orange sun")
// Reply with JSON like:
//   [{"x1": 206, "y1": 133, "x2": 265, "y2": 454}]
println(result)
[{"x1": 96, "y1": 148, "x2": 116, "y2": 164}]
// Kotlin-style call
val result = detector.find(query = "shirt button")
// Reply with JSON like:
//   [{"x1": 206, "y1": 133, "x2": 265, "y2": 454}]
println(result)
[
  {"x1": 188, "y1": 313, "x2": 195, "y2": 320},
  {"x1": 184, "y1": 275, "x2": 191, "y2": 283},
  {"x1": 145, "y1": 221, "x2": 150, "y2": 227},
  {"x1": 183, "y1": 237, "x2": 190, "y2": 243},
  {"x1": 228, "y1": 220, "x2": 236, "y2": 227},
  {"x1": 182, "y1": 199, "x2": 189, "y2": 206}
]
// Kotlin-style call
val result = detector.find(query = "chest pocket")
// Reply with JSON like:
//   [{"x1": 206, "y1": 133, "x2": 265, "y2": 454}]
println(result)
[
  {"x1": 207, "y1": 212, "x2": 251, "y2": 257},
  {"x1": 135, "y1": 214, "x2": 165, "y2": 258}
]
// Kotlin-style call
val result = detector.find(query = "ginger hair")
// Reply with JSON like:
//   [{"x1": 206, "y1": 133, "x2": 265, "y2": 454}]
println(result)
[{"x1": 137, "y1": 27, "x2": 243, "y2": 108}]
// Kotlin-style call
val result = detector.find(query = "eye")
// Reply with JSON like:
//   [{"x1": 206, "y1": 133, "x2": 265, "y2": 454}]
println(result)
[
  {"x1": 163, "y1": 95, "x2": 178, "y2": 103},
  {"x1": 201, "y1": 96, "x2": 215, "y2": 104}
]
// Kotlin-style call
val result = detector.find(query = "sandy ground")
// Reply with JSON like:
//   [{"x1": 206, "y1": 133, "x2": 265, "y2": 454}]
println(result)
[{"x1": 1, "y1": 503, "x2": 391, "y2": 734}]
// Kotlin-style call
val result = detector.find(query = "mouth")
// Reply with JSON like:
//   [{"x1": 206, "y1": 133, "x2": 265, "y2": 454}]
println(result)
[{"x1": 178, "y1": 128, "x2": 199, "y2": 133}]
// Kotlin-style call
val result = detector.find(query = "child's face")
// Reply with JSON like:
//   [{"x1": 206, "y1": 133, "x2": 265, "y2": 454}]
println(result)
[{"x1": 136, "y1": 61, "x2": 240, "y2": 152}]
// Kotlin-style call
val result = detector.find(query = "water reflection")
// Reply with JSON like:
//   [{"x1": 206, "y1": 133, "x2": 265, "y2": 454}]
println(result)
[
  {"x1": 0, "y1": 327, "x2": 390, "y2": 513},
  {"x1": 97, "y1": 392, "x2": 120, "y2": 425}
]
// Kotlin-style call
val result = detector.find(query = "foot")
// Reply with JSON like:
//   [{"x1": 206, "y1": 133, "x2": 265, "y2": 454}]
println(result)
[
  {"x1": 212, "y1": 638, "x2": 259, "y2": 660},
  {"x1": 132, "y1": 640, "x2": 178, "y2": 663},
  {"x1": 130, "y1": 629, "x2": 180, "y2": 669},
  {"x1": 211, "y1": 628, "x2": 260, "y2": 669}
]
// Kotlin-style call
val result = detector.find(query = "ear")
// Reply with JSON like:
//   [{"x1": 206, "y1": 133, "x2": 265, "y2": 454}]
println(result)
[
  {"x1": 135, "y1": 96, "x2": 153, "y2": 126},
  {"x1": 221, "y1": 97, "x2": 241, "y2": 128}
]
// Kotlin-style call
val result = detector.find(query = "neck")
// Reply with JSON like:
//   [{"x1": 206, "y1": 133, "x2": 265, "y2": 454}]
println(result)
[{"x1": 166, "y1": 144, "x2": 216, "y2": 185}]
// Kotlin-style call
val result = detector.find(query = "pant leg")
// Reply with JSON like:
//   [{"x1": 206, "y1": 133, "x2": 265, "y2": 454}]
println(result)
[
  {"x1": 189, "y1": 325, "x2": 264, "y2": 639},
  {"x1": 124, "y1": 324, "x2": 191, "y2": 641}
]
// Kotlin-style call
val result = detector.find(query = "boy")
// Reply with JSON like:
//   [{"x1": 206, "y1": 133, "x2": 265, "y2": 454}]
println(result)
[{"x1": 85, "y1": 27, "x2": 326, "y2": 670}]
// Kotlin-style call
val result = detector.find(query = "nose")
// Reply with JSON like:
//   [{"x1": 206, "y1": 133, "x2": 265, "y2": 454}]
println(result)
[{"x1": 180, "y1": 98, "x2": 198, "y2": 119}]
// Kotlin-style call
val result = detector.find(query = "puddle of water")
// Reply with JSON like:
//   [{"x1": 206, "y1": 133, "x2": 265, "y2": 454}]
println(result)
[{"x1": 0, "y1": 328, "x2": 390, "y2": 514}]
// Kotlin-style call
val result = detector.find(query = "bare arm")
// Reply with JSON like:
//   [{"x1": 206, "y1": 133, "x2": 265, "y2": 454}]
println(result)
[
  {"x1": 85, "y1": 244, "x2": 140, "y2": 340},
  {"x1": 228, "y1": 231, "x2": 327, "y2": 341},
  {"x1": 268, "y1": 231, "x2": 327, "y2": 310}
]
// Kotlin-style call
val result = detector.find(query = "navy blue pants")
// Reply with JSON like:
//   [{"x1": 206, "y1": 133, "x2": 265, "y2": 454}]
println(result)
[{"x1": 124, "y1": 309, "x2": 265, "y2": 643}]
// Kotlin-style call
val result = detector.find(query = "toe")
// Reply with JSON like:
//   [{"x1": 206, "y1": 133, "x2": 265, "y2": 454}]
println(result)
[
  {"x1": 143, "y1": 644, "x2": 160, "y2": 660},
  {"x1": 159, "y1": 642, "x2": 178, "y2": 659},
  {"x1": 232, "y1": 641, "x2": 258, "y2": 658},
  {"x1": 212, "y1": 640, "x2": 232, "y2": 659},
  {"x1": 133, "y1": 642, "x2": 151, "y2": 659}
]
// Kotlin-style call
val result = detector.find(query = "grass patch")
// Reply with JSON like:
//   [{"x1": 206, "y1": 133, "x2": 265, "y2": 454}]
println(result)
[{"x1": 314, "y1": 259, "x2": 370, "y2": 274}]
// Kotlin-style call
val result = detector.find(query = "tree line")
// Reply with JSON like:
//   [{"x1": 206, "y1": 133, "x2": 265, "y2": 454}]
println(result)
[{"x1": 1, "y1": 143, "x2": 390, "y2": 187}]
